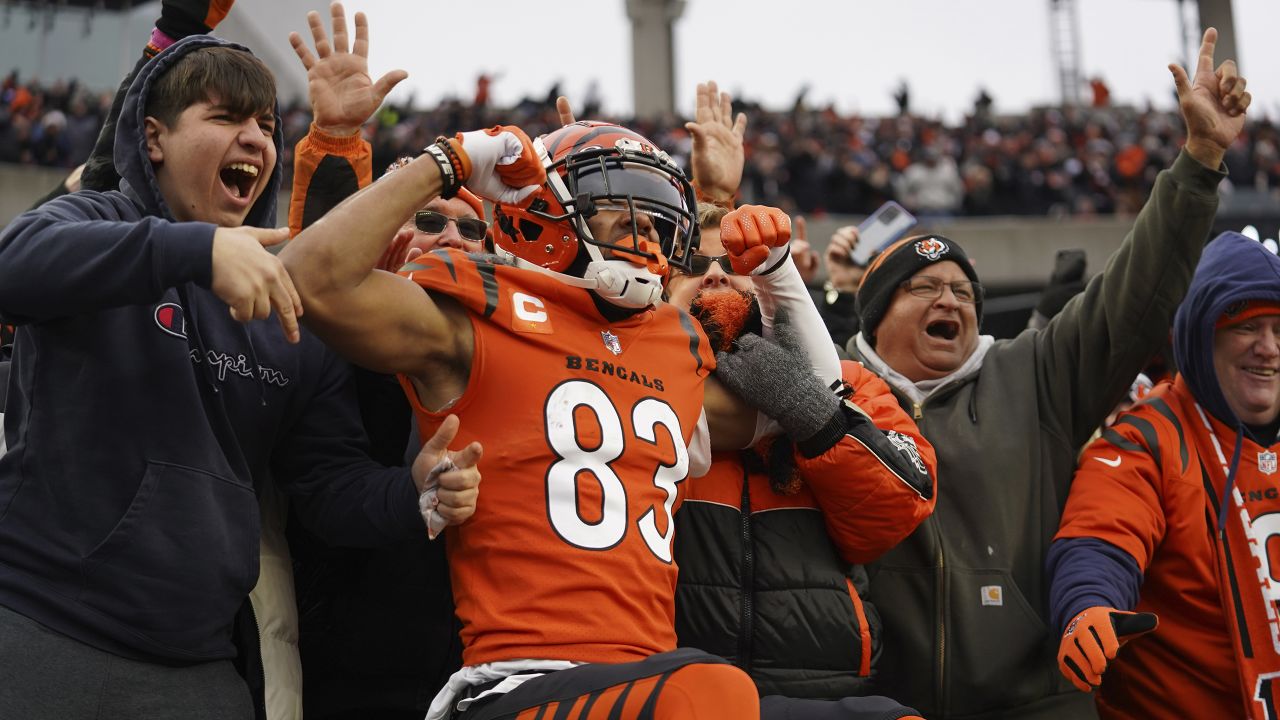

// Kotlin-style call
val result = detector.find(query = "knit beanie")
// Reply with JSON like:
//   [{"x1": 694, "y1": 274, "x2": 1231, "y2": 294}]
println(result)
[{"x1": 856, "y1": 234, "x2": 982, "y2": 344}]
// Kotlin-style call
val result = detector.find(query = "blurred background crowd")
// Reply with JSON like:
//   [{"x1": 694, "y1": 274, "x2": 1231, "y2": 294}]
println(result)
[{"x1": 7, "y1": 69, "x2": 1280, "y2": 220}]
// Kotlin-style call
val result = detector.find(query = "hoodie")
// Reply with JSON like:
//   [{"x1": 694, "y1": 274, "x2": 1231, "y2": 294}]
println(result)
[
  {"x1": 1049, "y1": 232, "x2": 1280, "y2": 718},
  {"x1": 0, "y1": 35, "x2": 422, "y2": 665}
]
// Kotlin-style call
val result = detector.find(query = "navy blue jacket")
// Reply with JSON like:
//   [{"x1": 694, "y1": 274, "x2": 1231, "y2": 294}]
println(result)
[
  {"x1": 1048, "y1": 232, "x2": 1280, "y2": 631},
  {"x1": 0, "y1": 36, "x2": 422, "y2": 665}
]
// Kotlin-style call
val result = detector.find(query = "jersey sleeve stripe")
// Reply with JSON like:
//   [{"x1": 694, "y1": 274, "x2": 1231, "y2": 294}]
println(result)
[
  {"x1": 675, "y1": 310, "x2": 705, "y2": 373},
  {"x1": 1142, "y1": 397, "x2": 1189, "y2": 473},
  {"x1": 1114, "y1": 415, "x2": 1163, "y2": 470},
  {"x1": 473, "y1": 260, "x2": 501, "y2": 319},
  {"x1": 1101, "y1": 428, "x2": 1144, "y2": 454},
  {"x1": 428, "y1": 248, "x2": 459, "y2": 282}
]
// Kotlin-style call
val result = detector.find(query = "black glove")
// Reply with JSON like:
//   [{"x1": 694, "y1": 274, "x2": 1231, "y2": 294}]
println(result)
[{"x1": 713, "y1": 315, "x2": 846, "y2": 457}]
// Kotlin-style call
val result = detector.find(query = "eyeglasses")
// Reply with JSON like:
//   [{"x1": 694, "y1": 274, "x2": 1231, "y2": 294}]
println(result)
[
  {"x1": 678, "y1": 254, "x2": 738, "y2": 277},
  {"x1": 900, "y1": 276, "x2": 984, "y2": 303},
  {"x1": 414, "y1": 210, "x2": 488, "y2": 242}
]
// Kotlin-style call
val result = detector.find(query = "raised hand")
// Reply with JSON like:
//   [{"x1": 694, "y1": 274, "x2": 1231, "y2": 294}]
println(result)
[
  {"x1": 412, "y1": 414, "x2": 483, "y2": 537},
  {"x1": 789, "y1": 216, "x2": 820, "y2": 285},
  {"x1": 455, "y1": 126, "x2": 546, "y2": 204},
  {"x1": 556, "y1": 96, "x2": 577, "y2": 126},
  {"x1": 1169, "y1": 27, "x2": 1251, "y2": 168},
  {"x1": 210, "y1": 226, "x2": 303, "y2": 343},
  {"x1": 825, "y1": 225, "x2": 867, "y2": 293},
  {"x1": 289, "y1": 2, "x2": 407, "y2": 137},
  {"x1": 685, "y1": 80, "x2": 747, "y2": 205},
  {"x1": 721, "y1": 204, "x2": 792, "y2": 275}
]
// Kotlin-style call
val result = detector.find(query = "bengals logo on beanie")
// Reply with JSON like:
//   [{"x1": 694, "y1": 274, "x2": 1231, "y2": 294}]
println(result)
[
  {"x1": 856, "y1": 234, "x2": 981, "y2": 344},
  {"x1": 914, "y1": 238, "x2": 950, "y2": 261}
]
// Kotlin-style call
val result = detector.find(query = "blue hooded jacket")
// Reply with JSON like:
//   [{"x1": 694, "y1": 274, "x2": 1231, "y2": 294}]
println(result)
[
  {"x1": 0, "y1": 36, "x2": 422, "y2": 665},
  {"x1": 1049, "y1": 231, "x2": 1280, "y2": 630}
]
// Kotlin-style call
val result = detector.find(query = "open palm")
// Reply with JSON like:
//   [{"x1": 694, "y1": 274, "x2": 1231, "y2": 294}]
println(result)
[{"x1": 289, "y1": 2, "x2": 406, "y2": 136}]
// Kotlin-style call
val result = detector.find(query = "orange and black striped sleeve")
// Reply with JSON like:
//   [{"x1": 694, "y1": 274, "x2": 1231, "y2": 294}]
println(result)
[{"x1": 289, "y1": 124, "x2": 373, "y2": 236}]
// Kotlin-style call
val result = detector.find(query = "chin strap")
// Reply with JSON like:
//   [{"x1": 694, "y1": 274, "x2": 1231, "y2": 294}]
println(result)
[{"x1": 500, "y1": 254, "x2": 663, "y2": 309}]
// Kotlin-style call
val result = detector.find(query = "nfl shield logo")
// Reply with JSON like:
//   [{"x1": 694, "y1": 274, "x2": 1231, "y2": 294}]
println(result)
[
  {"x1": 1261, "y1": 451, "x2": 1278, "y2": 475},
  {"x1": 601, "y1": 330, "x2": 622, "y2": 356}
]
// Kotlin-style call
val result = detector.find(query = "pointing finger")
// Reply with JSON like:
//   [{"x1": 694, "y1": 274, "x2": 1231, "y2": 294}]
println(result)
[
  {"x1": 1194, "y1": 27, "x2": 1218, "y2": 79},
  {"x1": 449, "y1": 440, "x2": 483, "y2": 470},
  {"x1": 556, "y1": 96, "x2": 577, "y2": 125}
]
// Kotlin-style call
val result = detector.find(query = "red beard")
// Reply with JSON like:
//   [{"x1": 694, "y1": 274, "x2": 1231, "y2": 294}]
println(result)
[{"x1": 688, "y1": 288, "x2": 756, "y2": 353}]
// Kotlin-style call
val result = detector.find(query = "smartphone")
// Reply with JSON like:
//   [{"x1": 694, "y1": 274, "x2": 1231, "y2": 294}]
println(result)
[{"x1": 852, "y1": 201, "x2": 916, "y2": 266}]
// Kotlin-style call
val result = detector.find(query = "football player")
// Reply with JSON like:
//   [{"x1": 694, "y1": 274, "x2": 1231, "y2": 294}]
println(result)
[{"x1": 280, "y1": 8, "x2": 799, "y2": 717}]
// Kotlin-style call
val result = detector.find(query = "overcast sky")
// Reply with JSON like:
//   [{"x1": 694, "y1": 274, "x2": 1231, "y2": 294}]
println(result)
[{"x1": 333, "y1": 0, "x2": 1280, "y2": 122}]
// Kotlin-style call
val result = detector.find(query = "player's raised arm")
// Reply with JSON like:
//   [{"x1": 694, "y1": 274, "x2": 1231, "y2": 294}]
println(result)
[{"x1": 279, "y1": 4, "x2": 543, "y2": 379}]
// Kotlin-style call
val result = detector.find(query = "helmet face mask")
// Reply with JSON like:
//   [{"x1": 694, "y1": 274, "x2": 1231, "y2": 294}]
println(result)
[{"x1": 491, "y1": 122, "x2": 699, "y2": 308}]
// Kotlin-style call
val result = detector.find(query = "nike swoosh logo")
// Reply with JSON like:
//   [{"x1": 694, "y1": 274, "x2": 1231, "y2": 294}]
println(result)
[{"x1": 1096, "y1": 455, "x2": 1122, "y2": 468}]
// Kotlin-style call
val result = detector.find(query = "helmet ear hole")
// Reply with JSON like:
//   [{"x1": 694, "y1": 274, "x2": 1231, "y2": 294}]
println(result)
[{"x1": 518, "y1": 218, "x2": 544, "y2": 242}]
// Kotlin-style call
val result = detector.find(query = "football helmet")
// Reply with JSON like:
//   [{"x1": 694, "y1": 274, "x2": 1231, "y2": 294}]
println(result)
[{"x1": 490, "y1": 121, "x2": 699, "y2": 308}]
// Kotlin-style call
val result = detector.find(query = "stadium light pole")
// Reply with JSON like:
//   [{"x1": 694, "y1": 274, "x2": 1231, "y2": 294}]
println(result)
[{"x1": 627, "y1": 0, "x2": 685, "y2": 120}]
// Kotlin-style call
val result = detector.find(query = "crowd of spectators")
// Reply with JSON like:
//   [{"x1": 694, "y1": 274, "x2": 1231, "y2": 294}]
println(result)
[{"x1": 5, "y1": 69, "x2": 1280, "y2": 219}]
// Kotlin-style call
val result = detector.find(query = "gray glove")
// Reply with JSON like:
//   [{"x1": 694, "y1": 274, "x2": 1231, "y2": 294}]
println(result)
[{"x1": 713, "y1": 316, "x2": 846, "y2": 457}]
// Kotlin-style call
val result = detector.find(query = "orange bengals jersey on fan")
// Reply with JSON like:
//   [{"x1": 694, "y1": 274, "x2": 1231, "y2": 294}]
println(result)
[{"x1": 397, "y1": 249, "x2": 715, "y2": 666}]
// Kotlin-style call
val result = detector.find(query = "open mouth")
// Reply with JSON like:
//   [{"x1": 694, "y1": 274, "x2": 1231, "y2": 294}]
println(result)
[
  {"x1": 1244, "y1": 366, "x2": 1279, "y2": 378},
  {"x1": 219, "y1": 162, "x2": 260, "y2": 200},
  {"x1": 926, "y1": 319, "x2": 960, "y2": 341}
]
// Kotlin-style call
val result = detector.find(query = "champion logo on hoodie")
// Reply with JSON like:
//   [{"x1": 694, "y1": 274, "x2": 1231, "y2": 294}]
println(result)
[{"x1": 154, "y1": 302, "x2": 186, "y2": 339}]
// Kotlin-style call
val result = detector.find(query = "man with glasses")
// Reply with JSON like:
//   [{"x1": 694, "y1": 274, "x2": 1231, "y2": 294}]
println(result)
[
  {"x1": 385, "y1": 155, "x2": 490, "y2": 256},
  {"x1": 842, "y1": 28, "x2": 1251, "y2": 719},
  {"x1": 665, "y1": 203, "x2": 935, "y2": 718}
]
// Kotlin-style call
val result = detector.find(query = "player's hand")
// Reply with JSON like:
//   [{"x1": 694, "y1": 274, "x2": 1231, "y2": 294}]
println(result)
[
  {"x1": 825, "y1": 225, "x2": 866, "y2": 293},
  {"x1": 210, "y1": 226, "x2": 303, "y2": 343},
  {"x1": 455, "y1": 126, "x2": 545, "y2": 205},
  {"x1": 789, "y1": 216, "x2": 819, "y2": 285},
  {"x1": 685, "y1": 80, "x2": 747, "y2": 206},
  {"x1": 289, "y1": 2, "x2": 407, "y2": 137},
  {"x1": 720, "y1": 204, "x2": 791, "y2": 275},
  {"x1": 156, "y1": 0, "x2": 234, "y2": 39},
  {"x1": 412, "y1": 414, "x2": 483, "y2": 535},
  {"x1": 1057, "y1": 607, "x2": 1158, "y2": 692},
  {"x1": 1170, "y1": 27, "x2": 1251, "y2": 168}
]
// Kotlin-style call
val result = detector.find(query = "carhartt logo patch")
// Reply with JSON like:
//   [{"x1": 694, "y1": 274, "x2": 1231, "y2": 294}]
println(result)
[{"x1": 980, "y1": 585, "x2": 1003, "y2": 606}]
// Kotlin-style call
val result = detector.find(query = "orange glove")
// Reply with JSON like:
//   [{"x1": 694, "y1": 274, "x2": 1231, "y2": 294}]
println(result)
[
  {"x1": 720, "y1": 204, "x2": 792, "y2": 275},
  {"x1": 1058, "y1": 606, "x2": 1158, "y2": 692},
  {"x1": 156, "y1": 0, "x2": 235, "y2": 38},
  {"x1": 454, "y1": 126, "x2": 546, "y2": 205}
]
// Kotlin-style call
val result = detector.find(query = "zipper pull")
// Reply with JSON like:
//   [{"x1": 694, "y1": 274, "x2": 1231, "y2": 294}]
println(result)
[{"x1": 913, "y1": 402, "x2": 923, "y2": 420}]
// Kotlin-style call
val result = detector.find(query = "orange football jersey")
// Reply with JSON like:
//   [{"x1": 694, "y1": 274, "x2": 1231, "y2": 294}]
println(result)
[{"x1": 398, "y1": 250, "x2": 715, "y2": 666}]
